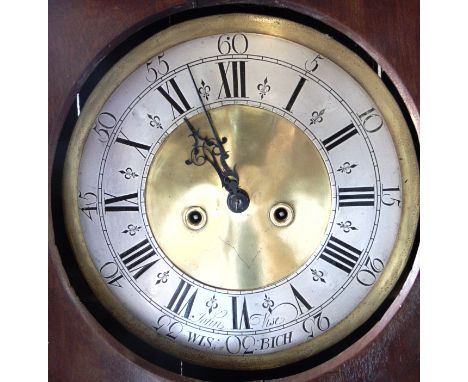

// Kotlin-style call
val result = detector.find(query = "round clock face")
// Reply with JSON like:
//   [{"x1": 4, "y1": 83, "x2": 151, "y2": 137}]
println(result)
[{"x1": 63, "y1": 14, "x2": 419, "y2": 369}]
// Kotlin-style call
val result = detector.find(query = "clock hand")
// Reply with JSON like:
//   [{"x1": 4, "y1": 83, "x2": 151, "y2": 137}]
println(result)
[
  {"x1": 184, "y1": 116, "x2": 239, "y2": 193},
  {"x1": 186, "y1": 64, "x2": 230, "y2": 162},
  {"x1": 185, "y1": 65, "x2": 250, "y2": 213}
]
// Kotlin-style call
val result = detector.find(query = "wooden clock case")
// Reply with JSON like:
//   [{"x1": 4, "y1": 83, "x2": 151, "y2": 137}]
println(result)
[{"x1": 49, "y1": 1, "x2": 419, "y2": 380}]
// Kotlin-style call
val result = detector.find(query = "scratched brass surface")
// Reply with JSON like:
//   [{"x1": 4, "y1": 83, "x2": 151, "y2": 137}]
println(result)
[{"x1": 145, "y1": 105, "x2": 332, "y2": 290}]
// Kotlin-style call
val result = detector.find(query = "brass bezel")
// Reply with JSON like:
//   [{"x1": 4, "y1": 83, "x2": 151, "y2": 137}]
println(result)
[{"x1": 63, "y1": 14, "x2": 419, "y2": 370}]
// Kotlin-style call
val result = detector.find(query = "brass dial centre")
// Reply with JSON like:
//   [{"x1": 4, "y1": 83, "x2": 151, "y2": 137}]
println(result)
[{"x1": 145, "y1": 105, "x2": 332, "y2": 290}]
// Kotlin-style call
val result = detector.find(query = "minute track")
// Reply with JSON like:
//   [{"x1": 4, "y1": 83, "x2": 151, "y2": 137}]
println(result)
[
  {"x1": 75, "y1": 31, "x2": 405, "y2": 362},
  {"x1": 98, "y1": 95, "x2": 380, "y2": 338}
]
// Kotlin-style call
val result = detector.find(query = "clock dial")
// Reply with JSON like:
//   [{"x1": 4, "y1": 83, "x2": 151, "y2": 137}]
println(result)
[{"x1": 63, "y1": 14, "x2": 418, "y2": 370}]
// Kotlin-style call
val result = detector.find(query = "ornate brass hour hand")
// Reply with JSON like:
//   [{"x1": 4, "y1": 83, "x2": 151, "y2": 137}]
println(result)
[
  {"x1": 184, "y1": 117, "x2": 238, "y2": 192},
  {"x1": 185, "y1": 65, "x2": 250, "y2": 213}
]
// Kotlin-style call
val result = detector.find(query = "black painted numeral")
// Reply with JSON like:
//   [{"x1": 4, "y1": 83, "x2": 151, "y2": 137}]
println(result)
[
  {"x1": 359, "y1": 107, "x2": 383, "y2": 133},
  {"x1": 78, "y1": 191, "x2": 97, "y2": 221},
  {"x1": 104, "y1": 192, "x2": 139, "y2": 212},
  {"x1": 285, "y1": 77, "x2": 306, "y2": 112},
  {"x1": 167, "y1": 279, "x2": 198, "y2": 319},
  {"x1": 231, "y1": 296, "x2": 251, "y2": 330},
  {"x1": 290, "y1": 284, "x2": 313, "y2": 315},
  {"x1": 115, "y1": 137, "x2": 151, "y2": 151},
  {"x1": 217, "y1": 61, "x2": 247, "y2": 98},
  {"x1": 338, "y1": 186, "x2": 375, "y2": 207},
  {"x1": 322, "y1": 123, "x2": 358, "y2": 151},
  {"x1": 157, "y1": 77, "x2": 192, "y2": 116},
  {"x1": 100, "y1": 261, "x2": 124, "y2": 288},
  {"x1": 320, "y1": 235, "x2": 362, "y2": 274},
  {"x1": 382, "y1": 186, "x2": 401, "y2": 207},
  {"x1": 119, "y1": 238, "x2": 158, "y2": 280}
]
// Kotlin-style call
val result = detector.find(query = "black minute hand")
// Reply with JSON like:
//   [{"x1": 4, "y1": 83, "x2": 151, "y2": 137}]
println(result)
[{"x1": 185, "y1": 64, "x2": 250, "y2": 213}]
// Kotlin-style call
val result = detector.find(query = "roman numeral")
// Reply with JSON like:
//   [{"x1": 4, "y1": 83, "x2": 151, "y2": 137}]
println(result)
[
  {"x1": 217, "y1": 61, "x2": 247, "y2": 98},
  {"x1": 119, "y1": 238, "x2": 158, "y2": 280},
  {"x1": 157, "y1": 77, "x2": 191, "y2": 116},
  {"x1": 115, "y1": 137, "x2": 151, "y2": 151},
  {"x1": 290, "y1": 284, "x2": 313, "y2": 315},
  {"x1": 232, "y1": 296, "x2": 251, "y2": 329},
  {"x1": 115, "y1": 131, "x2": 150, "y2": 159},
  {"x1": 167, "y1": 279, "x2": 198, "y2": 319},
  {"x1": 322, "y1": 123, "x2": 358, "y2": 151},
  {"x1": 285, "y1": 77, "x2": 306, "y2": 112},
  {"x1": 320, "y1": 235, "x2": 361, "y2": 274},
  {"x1": 104, "y1": 192, "x2": 139, "y2": 212},
  {"x1": 338, "y1": 187, "x2": 375, "y2": 207}
]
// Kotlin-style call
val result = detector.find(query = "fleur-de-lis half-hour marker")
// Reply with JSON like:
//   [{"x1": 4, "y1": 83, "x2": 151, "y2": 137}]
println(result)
[
  {"x1": 155, "y1": 271, "x2": 170, "y2": 285},
  {"x1": 122, "y1": 224, "x2": 142, "y2": 236},
  {"x1": 119, "y1": 167, "x2": 139, "y2": 179},
  {"x1": 206, "y1": 295, "x2": 218, "y2": 314},
  {"x1": 257, "y1": 77, "x2": 271, "y2": 99},
  {"x1": 311, "y1": 269, "x2": 326, "y2": 283},
  {"x1": 310, "y1": 109, "x2": 325, "y2": 125},
  {"x1": 147, "y1": 114, "x2": 162, "y2": 129},
  {"x1": 337, "y1": 162, "x2": 358, "y2": 174},
  {"x1": 337, "y1": 221, "x2": 358, "y2": 233},
  {"x1": 262, "y1": 294, "x2": 275, "y2": 313},
  {"x1": 198, "y1": 79, "x2": 211, "y2": 101}
]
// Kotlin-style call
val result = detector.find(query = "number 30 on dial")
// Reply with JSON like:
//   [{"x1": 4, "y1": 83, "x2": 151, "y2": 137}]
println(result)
[{"x1": 63, "y1": 14, "x2": 419, "y2": 370}]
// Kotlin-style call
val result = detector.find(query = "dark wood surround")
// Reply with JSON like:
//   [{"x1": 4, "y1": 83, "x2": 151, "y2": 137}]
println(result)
[{"x1": 49, "y1": 1, "x2": 419, "y2": 380}]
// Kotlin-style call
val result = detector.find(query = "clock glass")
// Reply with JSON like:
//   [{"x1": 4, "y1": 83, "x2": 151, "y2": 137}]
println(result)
[{"x1": 63, "y1": 14, "x2": 419, "y2": 370}]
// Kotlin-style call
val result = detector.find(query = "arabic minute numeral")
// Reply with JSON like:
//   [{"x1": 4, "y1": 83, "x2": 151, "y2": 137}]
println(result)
[
  {"x1": 92, "y1": 112, "x2": 116, "y2": 142},
  {"x1": 99, "y1": 261, "x2": 124, "y2": 288},
  {"x1": 217, "y1": 33, "x2": 249, "y2": 54},
  {"x1": 225, "y1": 335, "x2": 255, "y2": 355},
  {"x1": 153, "y1": 315, "x2": 183, "y2": 341},
  {"x1": 145, "y1": 53, "x2": 170, "y2": 83},
  {"x1": 304, "y1": 54, "x2": 323, "y2": 73},
  {"x1": 357, "y1": 256, "x2": 384, "y2": 286},
  {"x1": 78, "y1": 191, "x2": 97, "y2": 221},
  {"x1": 302, "y1": 312, "x2": 330, "y2": 338},
  {"x1": 359, "y1": 107, "x2": 384, "y2": 133},
  {"x1": 382, "y1": 186, "x2": 402, "y2": 207}
]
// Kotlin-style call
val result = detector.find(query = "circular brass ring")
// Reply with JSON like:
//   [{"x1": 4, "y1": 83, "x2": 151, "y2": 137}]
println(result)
[
  {"x1": 269, "y1": 202, "x2": 295, "y2": 227},
  {"x1": 183, "y1": 206, "x2": 207, "y2": 230},
  {"x1": 63, "y1": 13, "x2": 419, "y2": 370}
]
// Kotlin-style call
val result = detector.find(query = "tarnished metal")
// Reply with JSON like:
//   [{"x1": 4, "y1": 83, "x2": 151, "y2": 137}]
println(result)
[{"x1": 146, "y1": 105, "x2": 331, "y2": 289}]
